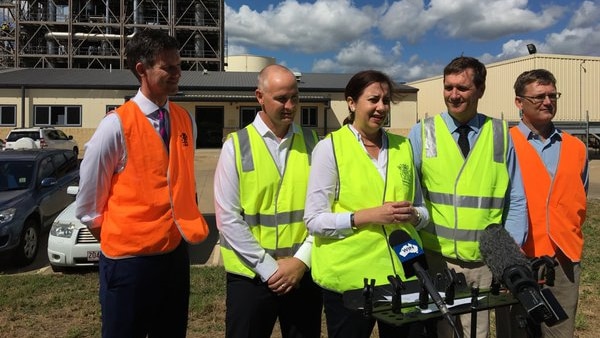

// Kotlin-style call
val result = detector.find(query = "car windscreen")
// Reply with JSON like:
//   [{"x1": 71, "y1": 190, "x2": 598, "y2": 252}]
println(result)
[{"x1": 0, "y1": 160, "x2": 34, "y2": 191}]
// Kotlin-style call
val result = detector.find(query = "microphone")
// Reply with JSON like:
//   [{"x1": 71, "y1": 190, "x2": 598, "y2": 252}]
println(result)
[
  {"x1": 479, "y1": 224, "x2": 567, "y2": 326},
  {"x1": 389, "y1": 230, "x2": 452, "y2": 319}
]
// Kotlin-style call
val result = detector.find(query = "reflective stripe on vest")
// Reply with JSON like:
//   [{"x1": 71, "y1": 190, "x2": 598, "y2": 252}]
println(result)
[
  {"x1": 101, "y1": 101, "x2": 209, "y2": 258},
  {"x1": 419, "y1": 115, "x2": 508, "y2": 261},
  {"x1": 238, "y1": 127, "x2": 318, "y2": 172},
  {"x1": 311, "y1": 126, "x2": 421, "y2": 292},
  {"x1": 511, "y1": 128, "x2": 586, "y2": 261},
  {"x1": 220, "y1": 125, "x2": 317, "y2": 278}
]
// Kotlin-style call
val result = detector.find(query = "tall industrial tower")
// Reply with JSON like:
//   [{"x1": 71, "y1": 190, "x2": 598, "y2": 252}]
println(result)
[{"x1": 0, "y1": 0, "x2": 224, "y2": 71}]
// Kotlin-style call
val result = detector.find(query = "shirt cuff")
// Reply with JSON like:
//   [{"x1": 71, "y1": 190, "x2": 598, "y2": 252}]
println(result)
[
  {"x1": 254, "y1": 254, "x2": 278, "y2": 282},
  {"x1": 294, "y1": 236, "x2": 313, "y2": 269},
  {"x1": 80, "y1": 215, "x2": 103, "y2": 230}
]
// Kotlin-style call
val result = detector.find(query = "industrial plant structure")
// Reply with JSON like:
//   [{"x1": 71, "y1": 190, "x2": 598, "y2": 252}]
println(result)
[{"x1": 0, "y1": 0, "x2": 224, "y2": 71}]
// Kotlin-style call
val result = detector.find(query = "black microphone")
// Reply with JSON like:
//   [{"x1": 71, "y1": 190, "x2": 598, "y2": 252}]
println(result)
[
  {"x1": 389, "y1": 230, "x2": 452, "y2": 318},
  {"x1": 479, "y1": 224, "x2": 567, "y2": 326}
]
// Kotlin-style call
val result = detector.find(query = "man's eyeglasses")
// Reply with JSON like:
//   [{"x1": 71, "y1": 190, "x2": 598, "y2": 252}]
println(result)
[{"x1": 518, "y1": 93, "x2": 561, "y2": 104}]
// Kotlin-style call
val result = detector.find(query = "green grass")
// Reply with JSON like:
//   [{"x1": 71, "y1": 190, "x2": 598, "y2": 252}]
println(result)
[
  {"x1": 0, "y1": 267, "x2": 227, "y2": 338},
  {"x1": 1, "y1": 201, "x2": 599, "y2": 337}
]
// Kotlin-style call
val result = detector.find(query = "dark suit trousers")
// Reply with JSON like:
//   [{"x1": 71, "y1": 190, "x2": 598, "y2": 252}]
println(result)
[
  {"x1": 225, "y1": 271, "x2": 323, "y2": 338},
  {"x1": 98, "y1": 241, "x2": 190, "y2": 338}
]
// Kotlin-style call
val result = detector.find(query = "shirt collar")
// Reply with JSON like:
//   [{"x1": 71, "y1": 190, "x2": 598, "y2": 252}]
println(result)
[
  {"x1": 132, "y1": 89, "x2": 170, "y2": 116},
  {"x1": 442, "y1": 112, "x2": 485, "y2": 133},
  {"x1": 347, "y1": 124, "x2": 389, "y2": 148},
  {"x1": 517, "y1": 120, "x2": 561, "y2": 141},
  {"x1": 253, "y1": 111, "x2": 299, "y2": 139}
]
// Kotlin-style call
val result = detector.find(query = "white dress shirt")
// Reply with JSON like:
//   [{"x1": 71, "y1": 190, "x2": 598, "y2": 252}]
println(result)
[
  {"x1": 214, "y1": 113, "x2": 313, "y2": 282},
  {"x1": 304, "y1": 125, "x2": 429, "y2": 238}
]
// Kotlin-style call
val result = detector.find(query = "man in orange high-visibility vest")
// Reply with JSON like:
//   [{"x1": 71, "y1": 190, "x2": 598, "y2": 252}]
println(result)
[
  {"x1": 504, "y1": 69, "x2": 588, "y2": 337},
  {"x1": 76, "y1": 29, "x2": 209, "y2": 338}
]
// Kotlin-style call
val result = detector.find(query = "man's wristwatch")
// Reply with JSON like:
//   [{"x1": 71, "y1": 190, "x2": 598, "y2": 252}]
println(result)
[
  {"x1": 350, "y1": 212, "x2": 357, "y2": 229},
  {"x1": 414, "y1": 208, "x2": 422, "y2": 225}
]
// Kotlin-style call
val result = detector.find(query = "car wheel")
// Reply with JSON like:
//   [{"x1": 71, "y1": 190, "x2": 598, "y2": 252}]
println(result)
[
  {"x1": 14, "y1": 218, "x2": 40, "y2": 266},
  {"x1": 13, "y1": 137, "x2": 38, "y2": 149}
]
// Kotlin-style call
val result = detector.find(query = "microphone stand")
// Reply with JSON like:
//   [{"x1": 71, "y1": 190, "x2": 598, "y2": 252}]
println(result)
[
  {"x1": 470, "y1": 287, "x2": 479, "y2": 338},
  {"x1": 362, "y1": 278, "x2": 376, "y2": 318},
  {"x1": 387, "y1": 275, "x2": 405, "y2": 315}
]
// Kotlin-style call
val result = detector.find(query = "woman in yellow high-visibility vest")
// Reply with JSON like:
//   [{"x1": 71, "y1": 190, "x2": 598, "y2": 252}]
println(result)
[{"x1": 304, "y1": 70, "x2": 429, "y2": 338}]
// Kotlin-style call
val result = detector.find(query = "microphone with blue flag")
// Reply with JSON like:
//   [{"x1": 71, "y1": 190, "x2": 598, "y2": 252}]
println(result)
[{"x1": 389, "y1": 230, "x2": 459, "y2": 335}]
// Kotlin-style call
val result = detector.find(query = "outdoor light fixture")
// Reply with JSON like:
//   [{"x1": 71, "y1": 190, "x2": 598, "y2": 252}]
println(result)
[{"x1": 527, "y1": 44, "x2": 537, "y2": 55}]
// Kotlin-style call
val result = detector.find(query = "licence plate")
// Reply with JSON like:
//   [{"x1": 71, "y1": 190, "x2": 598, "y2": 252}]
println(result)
[{"x1": 87, "y1": 251, "x2": 101, "y2": 262}]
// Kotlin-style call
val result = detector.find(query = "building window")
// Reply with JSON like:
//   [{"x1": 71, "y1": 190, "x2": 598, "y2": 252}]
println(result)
[
  {"x1": 383, "y1": 115, "x2": 390, "y2": 128},
  {"x1": 34, "y1": 105, "x2": 82, "y2": 126},
  {"x1": 106, "y1": 105, "x2": 119, "y2": 114},
  {"x1": 240, "y1": 106, "x2": 261, "y2": 128},
  {"x1": 301, "y1": 107, "x2": 318, "y2": 127},
  {"x1": 0, "y1": 105, "x2": 16, "y2": 126}
]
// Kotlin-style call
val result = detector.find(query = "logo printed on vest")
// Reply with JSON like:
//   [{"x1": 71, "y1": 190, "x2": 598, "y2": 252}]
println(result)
[
  {"x1": 180, "y1": 132, "x2": 189, "y2": 146},
  {"x1": 398, "y1": 163, "x2": 413, "y2": 186}
]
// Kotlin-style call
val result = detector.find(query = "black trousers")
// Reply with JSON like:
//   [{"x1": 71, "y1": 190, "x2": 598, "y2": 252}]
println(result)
[
  {"x1": 322, "y1": 288, "x2": 429, "y2": 338},
  {"x1": 99, "y1": 241, "x2": 190, "y2": 338},
  {"x1": 225, "y1": 272, "x2": 323, "y2": 338}
]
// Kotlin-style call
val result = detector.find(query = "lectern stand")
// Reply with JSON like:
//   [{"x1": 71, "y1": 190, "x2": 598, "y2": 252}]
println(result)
[{"x1": 342, "y1": 272, "x2": 518, "y2": 338}]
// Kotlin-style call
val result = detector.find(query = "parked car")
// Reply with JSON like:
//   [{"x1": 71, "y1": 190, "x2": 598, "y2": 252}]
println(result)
[
  {"x1": 47, "y1": 186, "x2": 100, "y2": 272},
  {"x1": 4, "y1": 127, "x2": 79, "y2": 156},
  {"x1": 0, "y1": 149, "x2": 79, "y2": 266},
  {"x1": 0, "y1": 138, "x2": 5, "y2": 151}
]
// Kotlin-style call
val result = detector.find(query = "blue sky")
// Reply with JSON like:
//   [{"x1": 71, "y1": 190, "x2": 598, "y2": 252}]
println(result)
[{"x1": 224, "y1": 0, "x2": 600, "y2": 82}]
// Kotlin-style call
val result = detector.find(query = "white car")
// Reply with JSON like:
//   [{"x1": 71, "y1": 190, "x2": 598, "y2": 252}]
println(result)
[
  {"x1": 47, "y1": 186, "x2": 100, "y2": 272},
  {"x1": 5, "y1": 127, "x2": 79, "y2": 156}
]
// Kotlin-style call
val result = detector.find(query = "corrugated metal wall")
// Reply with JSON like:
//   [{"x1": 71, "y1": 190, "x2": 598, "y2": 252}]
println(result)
[{"x1": 409, "y1": 54, "x2": 600, "y2": 122}]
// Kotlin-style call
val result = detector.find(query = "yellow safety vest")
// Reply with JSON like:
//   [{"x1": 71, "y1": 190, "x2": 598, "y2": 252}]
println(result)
[
  {"x1": 220, "y1": 125, "x2": 317, "y2": 278},
  {"x1": 311, "y1": 126, "x2": 421, "y2": 293},
  {"x1": 419, "y1": 115, "x2": 508, "y2": 262}
]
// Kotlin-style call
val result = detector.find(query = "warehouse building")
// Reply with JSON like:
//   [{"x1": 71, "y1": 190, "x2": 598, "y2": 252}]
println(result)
[{"x1": 408, "y1": 53, "x2": 600, "y2": 145}]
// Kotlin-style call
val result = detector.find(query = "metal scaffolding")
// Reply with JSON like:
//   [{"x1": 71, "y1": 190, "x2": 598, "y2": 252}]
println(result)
[{"x1": 0, "y1": 0, "x2": 224, "y2": 71}]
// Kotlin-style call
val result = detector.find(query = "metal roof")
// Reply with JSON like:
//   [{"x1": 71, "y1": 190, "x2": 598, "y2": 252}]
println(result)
[{"x1": 0, "y1": 68, "x2": 418, "y2": 93}]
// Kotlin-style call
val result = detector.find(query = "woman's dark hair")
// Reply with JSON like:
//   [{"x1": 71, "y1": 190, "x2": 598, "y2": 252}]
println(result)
[
  {"x1": 125, "y1": 29, "x2": 179, "y2": 81},
  {"x1": 344, "y1": 70, "x2": 395, "y2": 124}
]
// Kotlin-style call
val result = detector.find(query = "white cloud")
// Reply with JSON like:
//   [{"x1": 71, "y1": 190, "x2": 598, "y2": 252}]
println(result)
[
  {"x1": 225, "y1": 0, "x2": 598, "y2": 82},
  {"x1": 225, "y1": 0, "x2": 375, "y2": 53},
  {"x1": 379, "y1": 0, "x2": 565, "y2": 41},
  {"x1": 378, "y1": 0, "x2": 435, "y2": 43},
  {"x1": 569, "y1": 0, "x2": 600, "y2": 28},
  {"x1": 311, "y1": 40, "x2": 442, "y2": 82},
  {"x1": 226, "y1": 44, "x2": 248, "y2": 56},
  {"x1": 312, "y1": 40, "x2": 391, "y2": 73},
  {"x1": 546, "y1": 27, "x2": 600, "y2": 56},
  {"x1": 478, "y1": 1, "x2": 600, "y2": 64}
]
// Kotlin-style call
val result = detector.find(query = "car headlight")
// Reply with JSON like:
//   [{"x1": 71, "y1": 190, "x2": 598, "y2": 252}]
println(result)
[
  {"x1": 50, "y1": 222, "x2": 76, "y2": 238},
  {"x1": 0, "y1": 208, "x2": 16, "y2": 224}
]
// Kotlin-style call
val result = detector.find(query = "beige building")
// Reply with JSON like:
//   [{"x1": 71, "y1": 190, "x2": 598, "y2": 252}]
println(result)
[
  {"x1": 408, "y1": 53, "x2": 600, "y2": 124},
  {"x1": 225, "y1": 55, "x2": 276, "y2": 72},
  {"x1": 0, "y1": 68, "x2": 419, "y2": 156},
  {"x1": 3, "y1": 53, "x2": 598, "y2": 154}
]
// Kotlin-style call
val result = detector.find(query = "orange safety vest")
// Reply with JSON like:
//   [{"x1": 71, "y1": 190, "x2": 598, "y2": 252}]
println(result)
[
  {"x1": 101, "y1": 100, "x2": 209, "y2": 258},
  {"x1": 510, "y1": 127, "x2": 586, "y2": 262}
]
